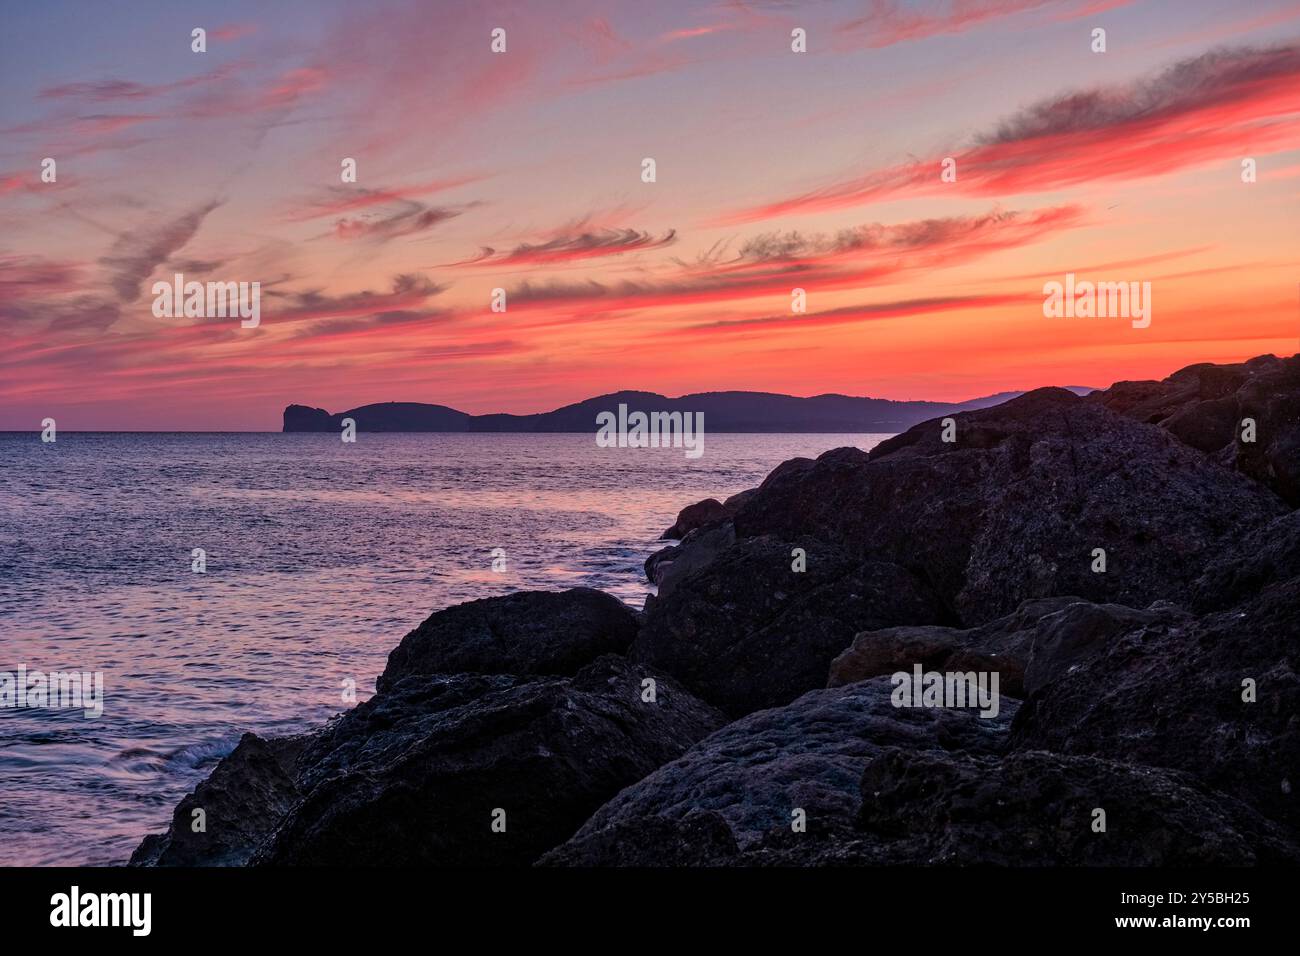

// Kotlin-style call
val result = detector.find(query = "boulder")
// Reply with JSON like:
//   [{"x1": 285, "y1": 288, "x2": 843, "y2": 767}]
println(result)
[
  {"x1": 130, "y1": 733, "x2": 307, "y2": 866},
  {"x1": 632, "y1": 537, "x2": 945, "y2": 716},
  {"x1": 378, "y1": 588, "x2": 638, "y2": 692},
  {"x1": 828, "y1": 597, "x2": 1189, "y2": 699},
  {"x1": 539, "y1": 677, "x2": 1016, "y2": 865},
  {"x1": 660, "y1": 498, "x2": 728, "y2": 539},
  {"x1": 643, "y1": 523, "x2": 736, "y2": 598},
  {"x1": 253, "y1": 656, "x2": 725, "y2": 866}
]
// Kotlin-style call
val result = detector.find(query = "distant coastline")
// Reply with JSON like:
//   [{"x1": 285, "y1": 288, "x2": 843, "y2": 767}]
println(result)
[{"x1": 283, "y1": 386, "x2": 1096, "y2": 433}]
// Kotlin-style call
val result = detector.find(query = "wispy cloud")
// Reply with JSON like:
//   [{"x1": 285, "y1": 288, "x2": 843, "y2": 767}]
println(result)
[
  {"x1": 684, "y1": 293, "x2": 1034, "y2": 334},
  {"x1": 510, "y1": 205, "x2": 1083, "y2": 313},
  {"x1": 285, "y1": 175, "x2": 483, "y2": 222},
  {"x1": 836, "y1": 0, "x2": 1132, "y2": 49},
  {"x1": 327, "y1": 201, "x2": 467, "y2": 242},
  {"x1": 723, "y1": 42, "x2": 1300, "y2": 222},
  {"x1": 97, "y1": 200, "x2": 223, "y2": 302},
  {"x1": 449, "y1": 227, "x2": 677, "y2": 268}
]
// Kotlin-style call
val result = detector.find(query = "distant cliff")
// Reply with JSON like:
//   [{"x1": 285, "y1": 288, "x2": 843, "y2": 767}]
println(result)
[{"x1": 283, "y1": 388, "x2": 1096, "y2": 433}]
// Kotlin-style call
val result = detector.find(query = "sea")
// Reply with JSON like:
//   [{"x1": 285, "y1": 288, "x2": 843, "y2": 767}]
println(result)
[{"x1": 0, "y1": 431, "x2": 889, "y2": 865}]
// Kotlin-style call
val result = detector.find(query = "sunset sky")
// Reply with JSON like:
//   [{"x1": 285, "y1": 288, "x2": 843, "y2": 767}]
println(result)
[{"x1": 2, "y1": 0, "x2": 1298, "y2": 430}]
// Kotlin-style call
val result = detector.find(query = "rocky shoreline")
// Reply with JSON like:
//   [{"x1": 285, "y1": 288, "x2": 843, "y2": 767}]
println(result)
[{"x1": 133, "y1": 354, "x2": 1300, "y2": 866}]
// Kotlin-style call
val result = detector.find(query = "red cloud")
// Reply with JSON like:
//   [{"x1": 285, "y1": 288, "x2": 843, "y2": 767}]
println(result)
[
  {"x1": 723, "y1": 43, "x2": 1300, "y2": 223},
  {"x1": 450, "y1": 228, "x2": 677, "y2": 268},
  {"x1": 509, "y1": 205, "x2": 1084, "y2": 315},
  {"x1": 682, "y1": 293, "x2": 1036, "y2": 336},
  {"x1": 837, "y1": 0, "x2": 1133, "y2": 49},
  {"x1": 211, "y1": 23, "x2": 257, "y2": 41},
  {"x1": 284, "y1": 176, "x2": 482, "y2": 222}
]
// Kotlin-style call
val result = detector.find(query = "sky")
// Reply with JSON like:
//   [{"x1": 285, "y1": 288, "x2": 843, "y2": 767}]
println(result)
[{"x1": 1, "y1": 0, "x2": 1298, "y2": 430}]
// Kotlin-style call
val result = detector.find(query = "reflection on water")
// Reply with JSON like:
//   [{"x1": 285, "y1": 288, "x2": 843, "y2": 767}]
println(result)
[{"x1": 0, "y1": 431, "x2": 886, "y2": 865}]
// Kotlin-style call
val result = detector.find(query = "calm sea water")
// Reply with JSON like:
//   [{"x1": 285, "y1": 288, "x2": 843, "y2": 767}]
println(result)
[{"x1": 0, "y1": 432, "x2": 887, "y2": 866}]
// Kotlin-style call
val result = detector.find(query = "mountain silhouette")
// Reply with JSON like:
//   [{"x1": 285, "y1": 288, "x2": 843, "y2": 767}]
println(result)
[{"x1": 283, "y1": 387, "x2": 1096, "y2": 433}]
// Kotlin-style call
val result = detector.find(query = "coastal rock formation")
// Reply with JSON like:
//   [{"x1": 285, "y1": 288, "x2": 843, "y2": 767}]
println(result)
[
  {"x1": 130, "y1": 733, "x2": 307, "y2": 866},
  {"x1": 539, "y1": 677, "x2": 1015, "y2": 865},
  {"x1": 827, "y1": 596, "x2": 1080, "y2": 697},
  {"x1": 281, "y1": 404, "x2": 334, "y2": 432},
  {"x1": 141, "y1": 356, "x2": 1300, "y2": 868},
  {"x1": 644, "y1": 523, "x2": 735, "y2": 597},
  {"x1": 253, "y1": 656, "x2": 724, "y2": 865},
  {"x1": 726, "y1": 388, "x2": 1282, "y2": 624},
  {"x1": 1093, "y1": 353, "x2": 1300, "y2": 504},
  {"x1": 378, "y1": 588, "x2": 638, "y2": 692},
  {"x1": 543, "y1": 728, "x2": 1297, "y2": 866},
  {"x1": 632, "y1": 537, "x2": 945, "y2": 716},
  {"x1": 660, "y1": 498, "x2": 729, "y2": 539}
]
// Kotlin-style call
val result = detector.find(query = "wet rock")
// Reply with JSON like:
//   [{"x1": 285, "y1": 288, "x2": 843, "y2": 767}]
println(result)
[
  {"x1": 660, "y1": 498, "x2": 728, "y2": 539},
  {"x1": 644, "y1": 523, "x2": 736, "y2": 598},
  {"x1": 378, "y1": 588, "x2": 638, "y2": 691},
  {"x1": 253, "y1": 656, "x2": 725, "y2": 866},
  {"x1": 129, "y1": 733, "x2": 306, "y2": 867}
]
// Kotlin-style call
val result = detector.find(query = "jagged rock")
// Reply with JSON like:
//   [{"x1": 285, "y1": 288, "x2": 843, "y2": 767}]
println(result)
[
  {"x1": 1092, "y1": 353, "x2": 1300, "y2": 504},
  {"x1": 540, "y1": 677, "x2": 1016, "y2": 865},
  {"x1": 281, "y1": 404, "x2": 334, "y2": 432},
  {"x1": 632, "y1": 537, "x2": 945, "y2": 716},
  {"x1": 377, "y1": 588, "x2": 638, "y2": 692},
  {"x1": 130, "y1": 734, "x2": 307, "y2": 866},
  {"x1": 660, "y1": 498, "x2": 728, "y2": 539},
  {"x1": 1011, "y1": 575, "x2": 1300, "y2": 834},
  {"x1": 253, "y1": 656, "x2": 725, "y2": 866},
  {"x1": 728, "y1": 388, "x2": 1282, "y2": 624}
]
